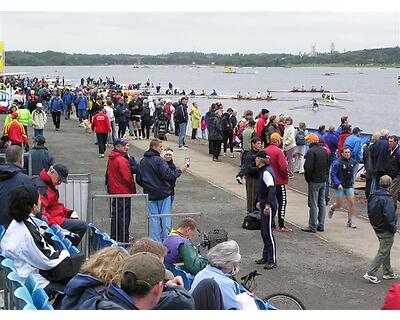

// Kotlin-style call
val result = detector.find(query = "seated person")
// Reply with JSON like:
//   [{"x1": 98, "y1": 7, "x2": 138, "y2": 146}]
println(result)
[
  {"x1": 0, "y1": 186, "x2": 70, "y2": 293},
  {"x1": 191, "y1": 278, "x2": 224, "y2": 310},
  {"x1": 130, "y1": 237, "x2": 194, "y2": 310},
  {"x1": 189, "y1": 240, "x2": 242, "y2": 310},
  {"x1": 163, "y1": 218, "x2": 208, "y2": 275},
  {"x1": 33, "y1": 164, "x2": 88, "y2": 246},
  {"x1": 96, "y1": 252, "x2": 166, "y2": 310},
  {"x1": 61, "y1": 247, "x2": 129, "y2": 310}
]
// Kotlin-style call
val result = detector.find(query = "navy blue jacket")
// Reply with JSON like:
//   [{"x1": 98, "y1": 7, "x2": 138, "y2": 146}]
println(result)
[
  {"x1": 97, "y1": 284, "x2": 138, "y2": 310},
  {"x1": 60, "y1": 273, "x2": 106, "y2": 310},
  {"x1": 371, "y1": 137, "x2": 390, "y2": 172},
  {"x1": 0, "y1": 164, "x2": 34, "y2": 226},
  {"x1": 367, "y1": 188, "x2": 397, "y2": 234},
  {"x1": 138, "y1": 149, "x2": 181, "y2": 201},
  {"x1": 257, "y1": 164, "x2": 277, "y2": 210},
  {"x1": 386, "y1": 145, "x2": 400, "y2": 179},
  {"x1": 330, "y1": 157, "x2": 355, "y2": 189}
]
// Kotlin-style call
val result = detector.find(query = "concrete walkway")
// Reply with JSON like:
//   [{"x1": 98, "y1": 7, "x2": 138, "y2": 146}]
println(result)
[{"x1": 132, "y1": 136, "x2": 400, "y2": 271}]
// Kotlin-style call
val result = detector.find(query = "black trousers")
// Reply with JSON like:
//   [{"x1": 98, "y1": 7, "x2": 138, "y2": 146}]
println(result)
[
  {"x1": 96, "y1": 133, "x2": 108, "y2": 154},
  {"x1": 222, "y1": 130, "x2": 234, "y2": 153},
  {"x1": 118, "y1": 120, "x2": 127, "y2": 138},
  {"x1": 237, "y1": 150, "x2": 249, "y2": 178},
  {"x1": 191, "y1": 128, "x2": 198, "y2": 139},
  {"x1": 111, "y1": 197, "x2": 131, "y2": 243},
  {"x1": 210, "y1": 140, "x2": 222, "y2": 159},
  {"x1": 260, "y1": 207, "x2": 277, "y2": 264},
  {"x1": 141, "y1": 120, "x2": 151, "y2": 139},
  {"x1": 275, "y1": 184, "x2": 287, "y2": 228},
  {"x1": 52, "y1": 112, "x2": 61, "y2": 129}
]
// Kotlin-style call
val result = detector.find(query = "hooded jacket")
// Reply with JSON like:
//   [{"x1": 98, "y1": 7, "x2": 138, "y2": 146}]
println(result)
[
  {"x1": 304, "y1": 143, "x2": 329, "y2": 183},
  {"x1": 367, "y1": 188, "x2": 397, "y2": 234},
  {"x1": 207, "y1": 114, "x2": 223, "y2": 141},
  {"x1": 265, "y1": 143, "x2": 288, "y2": 185},
  {"x1": 33, "y1": 169, "x2": 73, "y2": 226},
  {"x1": 155, "y1": 285, "x2": 195, "y2": 310},
  {"x1": 370, "y1": 137, "x2": 390, "y2": 173},
  {"x1": 107, "y1": 150, "x2": 135, "y2": 195},
  {"x1": 0, "y1": 163, "x2": 34, "y2": 226},
  {"x1": 96, "y1": 284, "x2": 139, "y2": 310},
  {"x1": 138, "y1": 149, "x2": 181, "y2": 201},
  {"x1": 3, "y1": 119, "x2": 28, "y2": 145},
  {"x1": 30, "y1": 145, "x2": 55, "y2": 176},
  {"x1": 386, "y1": 144, "x2": 400, "y2": 179},
  {"x1": 60, "y1": 273, "x2": 106, "y2": 310},
  {"x1": 330, "y1": 156, "x2": 355, "y2": 189},
  {"x1": 91, "y1": 112, "x2": 111, "y2": 134},
  {"x1": 31, "y1": 109, "x2": 47, "y2": 129}
]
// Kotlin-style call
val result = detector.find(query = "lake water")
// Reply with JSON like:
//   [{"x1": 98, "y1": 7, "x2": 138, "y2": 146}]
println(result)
[{"x1": 7, "y1": 65, "x2": 400, "y2": 134}]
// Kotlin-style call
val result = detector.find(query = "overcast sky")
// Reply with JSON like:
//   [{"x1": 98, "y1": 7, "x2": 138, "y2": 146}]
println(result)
[{"x1": 0, "y1": 11, "x2": 398, "y2": 55}]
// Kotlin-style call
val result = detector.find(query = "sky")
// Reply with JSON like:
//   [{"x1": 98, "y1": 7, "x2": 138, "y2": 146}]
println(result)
[{"x1": 0, "y1": 7, "x2": 399, "y2": 55}]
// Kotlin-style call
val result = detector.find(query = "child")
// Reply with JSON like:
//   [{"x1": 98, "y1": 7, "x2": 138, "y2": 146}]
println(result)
[
  {"x1": 201, "y1": 116, "x2": 207, "y2": 139},
  {"x1": 163, "y1": 148, "x2": 177, "y2": 205}
]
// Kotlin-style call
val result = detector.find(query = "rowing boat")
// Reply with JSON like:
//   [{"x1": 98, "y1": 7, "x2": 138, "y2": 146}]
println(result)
[
  {"x1": 268, "y1": 89, "x2": 348, "y2": 94},
  {"x1": 208, "y1": 95, "x2": 277, "y2": 101}
]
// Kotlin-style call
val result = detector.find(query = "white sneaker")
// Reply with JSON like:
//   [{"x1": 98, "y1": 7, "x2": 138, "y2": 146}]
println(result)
[
  {"x1": 236, "y1": 176, "x2": 243, "y2": 185},
  {"x1": 383, "y1": 273, "x2": 399, "y2": 280},
  {"x1": 223, "y1": 153, "x2": 226, "y2": 157},
  {"x1": 178, "y1": 146, "x2": 188, "y2": 150},
  {"x1": 363, "y1": 273, "x2": 381, "y2": 284}
]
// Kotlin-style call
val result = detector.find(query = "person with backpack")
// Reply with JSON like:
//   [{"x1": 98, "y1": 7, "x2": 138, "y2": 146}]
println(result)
[{"x1": 293, "y1": 122, "x2": 308, "y2": 174}]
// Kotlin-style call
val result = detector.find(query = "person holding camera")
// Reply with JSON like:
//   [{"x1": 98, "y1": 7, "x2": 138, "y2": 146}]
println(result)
[{"x1": 163, "y1": 218, "x2": 208, "y2": 276}]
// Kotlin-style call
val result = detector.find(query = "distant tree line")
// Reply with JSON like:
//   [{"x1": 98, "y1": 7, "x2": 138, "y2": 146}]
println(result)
[{"x1": 5, "y1": 47, "x2": 400, "y2": 67}]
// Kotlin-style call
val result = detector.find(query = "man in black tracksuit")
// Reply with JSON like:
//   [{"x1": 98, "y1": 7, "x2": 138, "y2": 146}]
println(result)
[
  {"x1": 243, "y1": 138, "x2": 263, "y2": 214},
  {"x1": 254, "y1": 150, "x2": 278, "y2": 270}
]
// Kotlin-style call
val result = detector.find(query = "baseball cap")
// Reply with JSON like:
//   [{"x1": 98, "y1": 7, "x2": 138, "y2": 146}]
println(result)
[
  {"x1": 305, "y1": 133, "x2": 319, "y2": 143},
  {"x1": 270, "y1": 133, "x2": 282, "y2": 141},
  {"x1": 248, "y1": 120, "x2": 256, "y2": 126},
  {"x1": 33, "y1": 135, "x2": 46, "y2": 145},
  {"x1": 352, "y1": 127, "x2": 362, "y2": 134},
  {"x1": 53, "y1": 164, "x2": 69, "y2": 183},
  {"x1": 122, "y1": 252, "x2": 166, "y2": 286},
  {"x1": 113, "y1": 138, "x2": 128, "y2": 146},
  {"x1": 36, "y1": 103, "x2": 43, "y2": 109},
  {"x1": 261, "y1": 108, "x2": 270, "y2": 115},
  {"x1": 256, "y1": 150, "x2": 269, "y2": 159}
]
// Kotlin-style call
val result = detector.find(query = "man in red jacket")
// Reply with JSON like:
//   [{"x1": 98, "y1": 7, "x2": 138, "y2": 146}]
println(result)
[
  {"x1": 91, "y1": 107, "x2": 111, "y2": 158},
  {"x1": 34, "y1": 164, "x2": 88, "y2": 246},
  {"x1": 255, "y1": 109, "x2": 269, "y2": 145},
  {"x1": 3, "y1": 112, "x2": 28, "y2": 147},
  {"x1": 265, "y1": 133, "x2": 292, "y2": 232},
  {"x1": 107, "y1": 138, "x2": 137, "y2": 243}
]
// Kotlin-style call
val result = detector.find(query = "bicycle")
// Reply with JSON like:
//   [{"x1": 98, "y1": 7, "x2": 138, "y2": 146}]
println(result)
[{"x1": 238, "y1": 270, "x2": 306, "y2": 310}]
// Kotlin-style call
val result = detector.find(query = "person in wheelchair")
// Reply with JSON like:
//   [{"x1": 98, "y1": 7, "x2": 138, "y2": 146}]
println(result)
[
  {"x1": 189, "y1": 240, "x2": 242, "y2": 310},
  {"x1": 163, "y1": 218, "x2": 208, "y2": 276}
]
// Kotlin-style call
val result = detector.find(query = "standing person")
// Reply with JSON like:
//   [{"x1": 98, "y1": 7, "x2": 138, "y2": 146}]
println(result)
[
  {"x1": 282, "y1": 116, "x2": 296, "y2": 178},
  {"x1": 141, "y1": 100, "x2": 152, "y2": 140},
  {"x1": 236, "y1": 120, "x2": 257, "y2": 184},
  {"x1": 106, "y1": 138, "x2": 137, "y2": 243},
  {"x1": 323, "y1": 125, "x2": 339, "y2": 165},
  {"x1": 337, "y1": 124, "x2": 352, "y2": 156},
  {"x1": 363, "y1": 175, "x2": 398, "y2": 284},
  {"x1": 328, "y1": 147, "x2": 357, "y2": 228},
  {"x1": 31, "y1": 103, "x2": 47, "y2": 138},
  {"x1": 200, "y1": 116, "x2": 207, "y2": 140},
  {"x1": 189, "y1": 102, "x2": 201, "y2": 140},
  {"x1": 16, "y1": 102, "x2": 32, "y2": 135},
  {"x1": 137, "y1": 139, "x2": 188, "y2": 242},
  {"x1": 264, "y1": 115, "x2": 281, "y2": 147},
  {"x1": 91, "y1": 107, "x2": 111, "y2": 158},
  {"x1": 363, "y1": 132, "x2": 381, "y2": 199},
  {"x1": 254, "y1": 150, "x2": 278, "y2": 269},
  {"x1": 75, "y1": 91, "x2": 89, "y2": 126},
  {"x1": 205, "y1": 104, "x2": 218, "y2": 154},
  {"x1": 175, "y1": 97, "x2": 189, "y2": 150},
  {"x1": 243, "y1": 138, "x2": 262, "y2": 214},
  {"x1": 301, "y1": 133, "x2": 329, "y2": 233},
  {"x1": 387, "y1": 135, "x2": 400, "y2": 203},
  {"x1": 162, "y1": 148, "x2": 177, "y2": 205},
  {"x1": 30, "y1": 135, "x2": 55, "y2": 176},
  {"x1": 208, "y1": 109, "x2": 223, "y2": 162},
  {"x1": 0, "y1": 145, "x2": 34, "y2": 227},
  {"x1": 335, "y1": 116, "x2": 349, "y2": 136},
  {"x1": 50, "y1": 93, "x2": 64, "y2": 131},
  {"x1": 164, "y1": 100, "x2": 174, "y2": 134},
  {"x1": 128, "y1": 95, "x2": 143, "y2": 140},
  {"x1": 33, "y1": 164, "x2": 88, "y2": 246},
  {"x1": 221, "y1": 108, "x2": 235, "y2": 158},
  {"x1": 293, "y1": 122, "x2": 308, "y2": 174},
  {"x1": 265, "y1": 133, "x2": 291, "y2": 232},
  {"x1": 3, "y1": 112, "x2": 28, "y2": 147},
  {"x1": 26, "y1": 89, "x2": 39, "y2": 113},
  {"x1": 344, "y1": 127, "x2": 363, "y2": 181},
  {"x1": 104, "y1": 99, "x2": 116, "y2": 143},
  {"x1": 370, "y1": 129, "x2": 391, "y2": 191},
  {"x1": 62, "y1": 88, "x2": 75, "y2": 120},
  {"x1": 255, "y1": 109, "x2": 269, "y2": 146},
  {"x1": 114, "y1": 98, "x2": 130, "y2": 139}
]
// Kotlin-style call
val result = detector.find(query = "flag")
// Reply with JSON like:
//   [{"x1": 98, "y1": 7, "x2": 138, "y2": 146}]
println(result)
[{"x1": 0, "y1": 41, "x2": 4, "y2": 73}]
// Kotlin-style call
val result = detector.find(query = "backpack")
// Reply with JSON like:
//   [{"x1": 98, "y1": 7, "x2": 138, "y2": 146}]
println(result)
[
  {"x1": 242, "y1": 211, "x2": 261, "y2": 230},
  {"x1": 295, "y1": 130, "x2": 306, "y2": 146},
  {"x1": 206, "y1": 229, "x2": 228, "y2": 249}
]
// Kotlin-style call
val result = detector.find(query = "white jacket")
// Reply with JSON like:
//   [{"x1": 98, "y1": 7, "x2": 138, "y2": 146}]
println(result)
[
  {"x1": 105, "y1": 105, "x2": 115, "y2": 122},
  {"x1": 31, "y1": 110, "x2": 47, "y2": 129},
  {"x1": 283, "y1": 124, "x2": 296, "y2": 151},
  {"x1": 0, "y1": 218, "x2": 70, "y2": 288}
]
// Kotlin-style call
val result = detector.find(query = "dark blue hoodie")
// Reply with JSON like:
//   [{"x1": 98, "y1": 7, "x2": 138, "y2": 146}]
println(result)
[
  {"x1": 60, "y1": 273, "x2": 106, "y2": 310},
  {"x1": 367, "y1": 188, "x2": 397, "y2": 234},
  {"x1": 0, "y1": 163, "x2": 34, "y2": 226},
  {"x1": 138, "y1": 149, "x2": 181, "y2": 201}
]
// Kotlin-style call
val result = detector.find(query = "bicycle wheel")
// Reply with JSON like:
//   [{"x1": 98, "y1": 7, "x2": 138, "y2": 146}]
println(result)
[{"x1": 264, "y1": 293, "x2": 306, "y2": 310}]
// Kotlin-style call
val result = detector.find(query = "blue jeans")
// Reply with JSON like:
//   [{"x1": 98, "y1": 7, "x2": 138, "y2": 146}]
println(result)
[
  {"x1": 110, "y1": 120, "x2": 116, "y2": 142},
  {"x1": 78, "y1": 109, "x2": 87, "y2": 123},
  {"x1": 60, "y1": 218, "x2": 88, "y2": 246},
  {"x1": 128, "y1": 121, "x2": 134, "y2": 135},
  {"x1": 33, "y1": 128, "x2": 43, "y2": 138},
  {"x1": 178, "y1": 122, "x2": 187, "y2": 147},
  {"x1": 307, "y1": 182, "x2": 326, "y2": 232},
  {"x1": 148, "y1": 196, "x2": 172, "y2": 242},
  {"x1": 64, "y1": 103, "x2": 71, "y2": 119}
]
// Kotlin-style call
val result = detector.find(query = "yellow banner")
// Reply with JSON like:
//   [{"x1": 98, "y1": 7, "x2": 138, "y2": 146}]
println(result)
[{"x1": 0, "y1": 41, "x2": 4, "y2": 73}]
